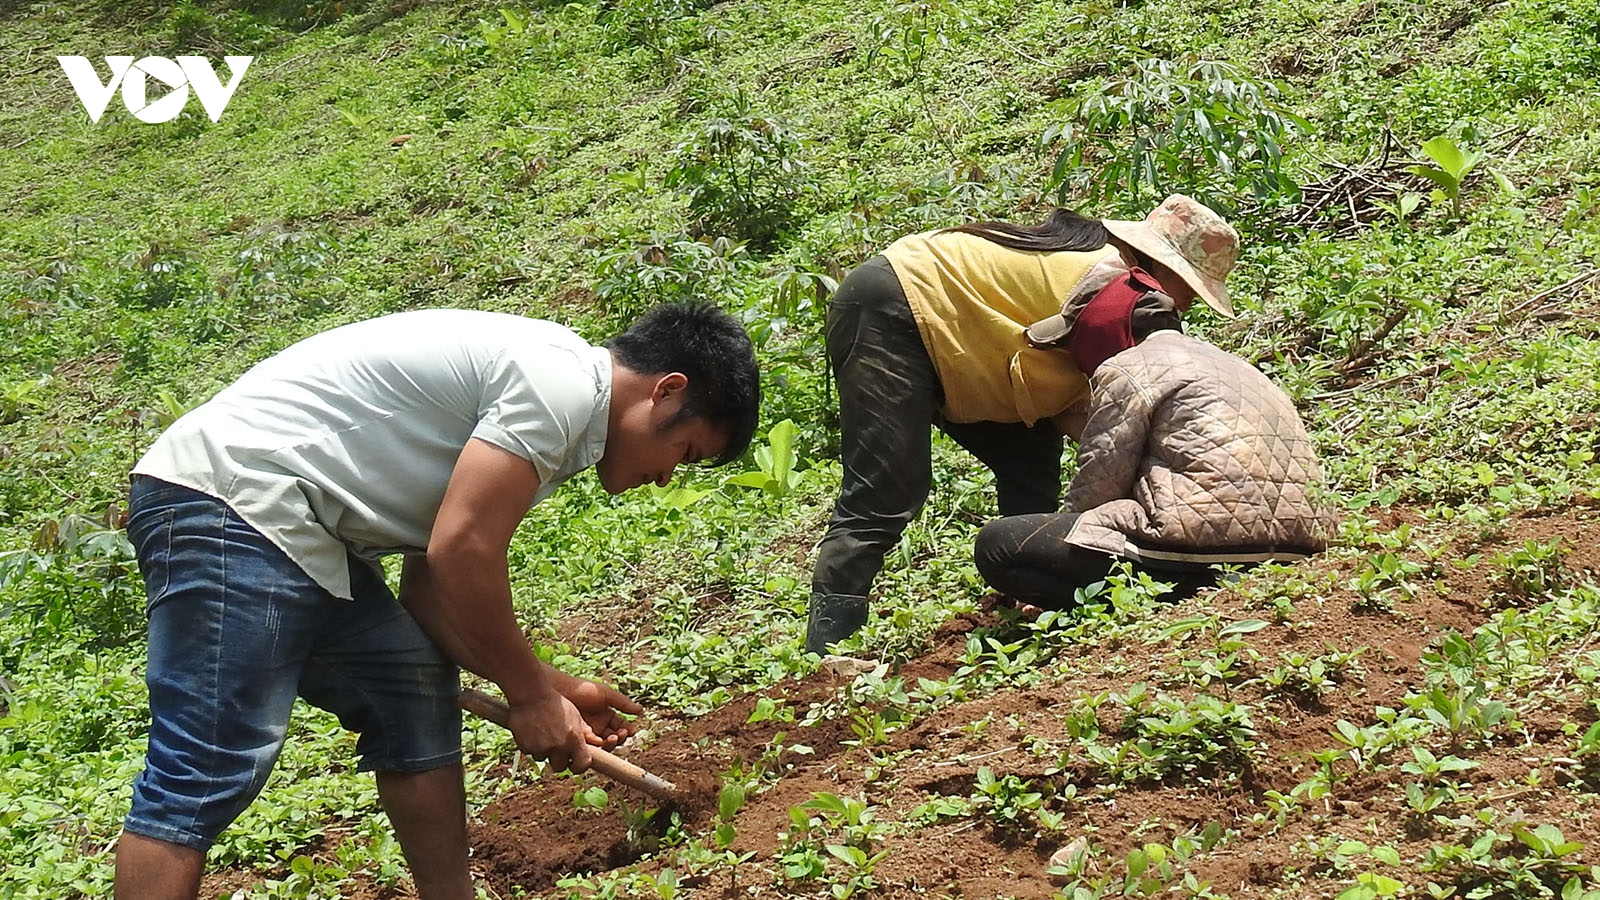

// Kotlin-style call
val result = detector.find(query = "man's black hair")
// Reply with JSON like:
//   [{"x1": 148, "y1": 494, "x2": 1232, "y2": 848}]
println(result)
[{"x1": 606, "y1": 302, "x2": 761, "y2": 466}]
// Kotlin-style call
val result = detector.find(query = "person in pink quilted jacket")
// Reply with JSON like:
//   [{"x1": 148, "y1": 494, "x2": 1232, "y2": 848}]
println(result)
[{"x1": 973, "y1": 271, "x2": 1333, "y2": 612}]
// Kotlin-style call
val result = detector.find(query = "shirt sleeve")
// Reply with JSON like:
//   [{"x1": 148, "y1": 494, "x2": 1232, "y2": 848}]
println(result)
[
  {"x1": 1064, "y1": 361, "x2": 1154, "y2": 513},
  {"x1": 469, "y1": 347, "x2": 597, "y2": 486}
]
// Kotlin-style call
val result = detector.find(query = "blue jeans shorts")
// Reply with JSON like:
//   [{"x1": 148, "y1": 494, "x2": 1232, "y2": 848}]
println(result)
[{"x1": 123, "y1": 476, "x2": 461, "y2": 851}]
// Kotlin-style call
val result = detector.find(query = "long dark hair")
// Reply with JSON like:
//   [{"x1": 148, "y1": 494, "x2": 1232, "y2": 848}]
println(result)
[{"x1": 944, "y1": 208, "x2": 1109, "y2": 253}]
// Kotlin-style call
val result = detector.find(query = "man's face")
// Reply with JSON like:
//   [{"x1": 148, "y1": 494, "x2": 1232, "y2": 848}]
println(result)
[{"x1": 596, "y1": 375, "x2": 731, "y2": 494}]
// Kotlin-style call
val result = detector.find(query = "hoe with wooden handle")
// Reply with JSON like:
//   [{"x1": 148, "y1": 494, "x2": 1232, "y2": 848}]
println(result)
[{"x1": 459, "y1": 688, "x2": 681, "y2": 804}]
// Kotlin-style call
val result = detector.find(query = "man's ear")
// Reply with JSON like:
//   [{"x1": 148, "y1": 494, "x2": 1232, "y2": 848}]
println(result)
[{"x1": 651, "y1": 372, "x2": 689, "y2": 404}]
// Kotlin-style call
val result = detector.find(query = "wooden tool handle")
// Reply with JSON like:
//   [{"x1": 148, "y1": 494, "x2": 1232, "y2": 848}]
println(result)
[{"x1": 458, "y1": 688, "x2": 679, "y2": 802}]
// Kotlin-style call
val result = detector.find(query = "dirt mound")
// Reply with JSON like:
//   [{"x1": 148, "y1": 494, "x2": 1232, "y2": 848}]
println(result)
[
  {"x1": 468, "y1": 659, "x2": 878, "y2": 892},
  {"x1": 461, "y1": 506, "x2": 1600, "y2": 897},
  {"x1": 202, "y1": 505, "x2": 1600, "y2": 899}
]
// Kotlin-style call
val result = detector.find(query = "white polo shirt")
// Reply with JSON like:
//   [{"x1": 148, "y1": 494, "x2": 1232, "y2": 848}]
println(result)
[{"x1": 133, "y1": 309, "x2": 612, "y2": 599}]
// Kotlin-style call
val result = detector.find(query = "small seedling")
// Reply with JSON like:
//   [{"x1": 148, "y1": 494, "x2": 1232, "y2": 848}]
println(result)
[{"x1": 1407, "y1": 136, "x2": 1486, "y2": 222}]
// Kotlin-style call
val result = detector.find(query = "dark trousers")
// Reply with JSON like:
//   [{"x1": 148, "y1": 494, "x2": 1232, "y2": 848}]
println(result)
[
  {"x1": 974, "y1": 513, "x2": 1218, "y2": 609},
  {"x1": 812, "y1": 256, "x2": 1065, "y2": 598}
]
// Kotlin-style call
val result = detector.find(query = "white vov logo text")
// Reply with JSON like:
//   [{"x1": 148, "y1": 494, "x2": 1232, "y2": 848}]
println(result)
[{"x1": 57, "y1": 56, "x2": 253, "y2": 123}]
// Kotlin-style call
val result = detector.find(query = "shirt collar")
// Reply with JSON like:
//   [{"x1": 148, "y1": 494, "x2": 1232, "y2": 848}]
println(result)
[{"x1": 582, "y1": 345, "x2": 613, "y2": 468}]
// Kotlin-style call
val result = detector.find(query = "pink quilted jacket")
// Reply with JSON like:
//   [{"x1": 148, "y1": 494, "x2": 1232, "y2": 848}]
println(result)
[{"x1": 1064, "y1": 331, "x2": 1334, "y2": 566}]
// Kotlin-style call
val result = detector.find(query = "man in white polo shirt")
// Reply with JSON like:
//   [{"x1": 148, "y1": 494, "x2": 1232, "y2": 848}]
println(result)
[{"x1": 115, "y1": 303, "x2": 759, "y2": 900}]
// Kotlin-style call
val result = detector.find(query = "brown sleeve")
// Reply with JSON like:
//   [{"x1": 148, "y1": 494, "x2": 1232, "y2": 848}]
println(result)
[{"x1": 1064, "y1": 361, "x2": 1153, "y2": 513}]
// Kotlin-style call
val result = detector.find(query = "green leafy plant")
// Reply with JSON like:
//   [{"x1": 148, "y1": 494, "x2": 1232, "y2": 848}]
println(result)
[
  {"x1": 1084, "y1": 685, "x2": 1258, "y2": 784},
  {"x1": 1404, "y1": 683, "x2": 1510, "y2": 749},
  {"x1": 1407, "y1": 136, "x2": 1487, "y2": 222},
  {"x1": 846, "y1": 709, "x2": 895, "y2": 746},
  {"x1": 1250, "y1": 788, "x2": 1301, "y2": 832},
  {"x1": 755, "y1": 262, "x2": 837, "y2": 344},
  {"x1": 821, "y1": 843, "x2": 892, "y2": 899},
  {"x1": 1400, "y1": 746, "x2": 1479, "y2": 783},
  {"x1": 1330, "y1": 718, "x2": 1390, "y2": 771},
  {"x1": 1261, "y1": 647, "x2": 1366, "y2": 701},
  {"x1": 1574, "y1": 720, "x2": 1600, "y2": 761},
  {"x1": 665, "y1": 92, "x2": 810, "y2": 248},
  {"x1": 970, "y1": 766, "x2": 1045, "y2": 836},
  {"x1": 0, "y1": 513, "x2": 142, "y2": 647},
  {"x1": 746, "y1": 696, "x2": 794, "y2": 724},
  {"x1": 723, "y1": 419, "x2": 805, "y2": 497},
  {"x1": 863, "y1": 0, "x2": 983, "y2": 161},
  {"x1": 598, "y1": 0, "x2": 708, "y2": 66},
  {"x1": 1043, "y1": 58, "x2": 1306, "y2": 210},
  {"x1": 778, "y1": 807, "x2": 829, "y2": 883},
  {"x1": 1294, "y1": 747, "x2": 1349, "y2": 801},
  {"x1": 1118, "y1": 843, "x2": 1177, "y2": 896},
  {"x1": 230, "y1": 227, "x2": 342, "y2": 311},
  {"x1": 0, "y1": 376, "x2": 50, "y2": 425},
  {"x1": 618, "y1": 800, "x2": 665, "y2": 854},
  {"x1": 1421, "y1": 816, "x2": 1596, "y2": 898},
  {"x1": 779, "y1": 793, "x2": 891, "y2": 895},
  {"x1": 1349, "y1": 552, "x2": 1424, "y2": 612},
  {"x1": 1488, "y1": 538, "x2": 1569, "y2": 603},
  {"x1": 572, "y1": 785, "x2": 610, "y2": 809},
  {"x1": 1336, "y1": 870, "x2": 1404, "y2": 900},
  {"x1": 635, "y1": 866, "x2": 681, "y2": 900},
  {"x1": 258, "y1": 853, "x2": 350, "y2": 899},
  {"x1": 955, "y1": 633, "x2": 1048, "y2": 689},
  {"x1": 1156, "y1": 615, "x2": 1270, "y2": 693},
  {"x1": 798, "y1": 792, "x2": 888, "y2": 846},
  {"x1": 116, "y1": 241, "x2": 208, "y2": 310},
  {"x1": 905, "y1": 794, "x2": 972, "y2": 825},
  {"x1": 1373, "y1": 190, "x2": 1426, "y2": 226},
  {"x1": 713, "y1": 779, "x2": 745, "y2": 849},
  {"x1": 592, "y1": 233, "x2": 754, "y2": 322}
]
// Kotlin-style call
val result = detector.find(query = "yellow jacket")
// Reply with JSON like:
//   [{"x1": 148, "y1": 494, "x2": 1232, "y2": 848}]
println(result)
[{"x1": 881, "y1": 230, "x2": 1119, "y2": 425}]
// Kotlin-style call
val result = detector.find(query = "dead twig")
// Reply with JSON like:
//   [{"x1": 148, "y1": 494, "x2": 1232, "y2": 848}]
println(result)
[
  {"x1": 931, "y1": 744, "x2": 1020, "y2": 767},
  {"x1": 1311, "y1": 267, "x2": 1600, "y2": 403},
  {"x1": 1310, "y1": 361, "x2": 1449, "y2": 404},
  {"x1": 1339, "y1": 304, "x2": 1412, "y2": 374},
  {"x1": 935, "y1": 820, "x2": 981, "y2": 839},
  {"x1": 992, "y1": 34, "x2": 1048, "y2": 67},
  {"x1": 1478, "y1": 267, "x2": 1600, "y2": 330}
]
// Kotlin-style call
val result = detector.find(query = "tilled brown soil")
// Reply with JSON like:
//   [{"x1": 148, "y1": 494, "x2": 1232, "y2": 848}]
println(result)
[{"x1": 203, "y1": 504, "x2": 1600, "y2": 898}]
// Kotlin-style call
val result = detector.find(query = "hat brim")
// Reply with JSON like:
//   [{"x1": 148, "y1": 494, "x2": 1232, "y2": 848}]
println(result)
[{"x1": 1103, "y1": 219, "x2": 1234, "y2": 318}]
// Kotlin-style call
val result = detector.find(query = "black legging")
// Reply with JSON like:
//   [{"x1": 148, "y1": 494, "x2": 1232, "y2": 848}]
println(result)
[
  {"x1": 812, "y1": 256, "x2": 1065, "y2": 598},
  {"x1": 974, "y1": 513, "x2": 1217, "y2": 609}
]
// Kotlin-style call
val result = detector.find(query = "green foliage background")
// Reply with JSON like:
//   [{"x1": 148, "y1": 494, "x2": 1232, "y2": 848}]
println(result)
[{"x1": 2, "y1": 0, "x2": 1599, "y2": 895}]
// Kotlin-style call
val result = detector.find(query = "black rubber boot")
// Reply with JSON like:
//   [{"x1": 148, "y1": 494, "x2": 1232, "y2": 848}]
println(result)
[{"x1": 804, "y1": 593, "x2": 869, "y2": 655}]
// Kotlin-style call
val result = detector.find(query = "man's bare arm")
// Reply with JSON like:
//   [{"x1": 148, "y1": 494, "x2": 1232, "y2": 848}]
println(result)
[{"x1": 399, "y1": 438, "x2": 594, "y2": 770}]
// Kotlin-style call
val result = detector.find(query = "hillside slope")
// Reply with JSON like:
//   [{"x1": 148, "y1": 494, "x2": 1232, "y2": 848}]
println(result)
[{"x1": 2, "y1": 0, "x2": 1600, "y2": 896}]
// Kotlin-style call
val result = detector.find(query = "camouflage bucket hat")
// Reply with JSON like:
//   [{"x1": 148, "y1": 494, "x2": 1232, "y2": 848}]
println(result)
[{"x1": 1102, "y1": 194, "x2": 1240, "y2": 317}]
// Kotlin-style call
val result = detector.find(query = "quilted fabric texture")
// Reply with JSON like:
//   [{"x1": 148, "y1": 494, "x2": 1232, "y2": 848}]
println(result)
[{"x1": 1064, "y1": 331, "x2": 1333, "y2": 560}]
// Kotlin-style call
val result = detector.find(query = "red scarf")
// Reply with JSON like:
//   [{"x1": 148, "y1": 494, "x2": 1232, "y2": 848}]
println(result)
[{"x1": 1066, "y1": 267, "x2": 1166, "y2": 376}]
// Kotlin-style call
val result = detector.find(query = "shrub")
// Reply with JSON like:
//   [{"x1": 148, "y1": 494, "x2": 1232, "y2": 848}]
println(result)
[
  {"x1": 1043, "y1": 58, "x2": 1307, "y2": 213},
  {"x1": 592, "y1": 233, "x2": 755, "y2": 324},
  {"x1": 665, "y1": 92, "x2": 811, "y2": 249},
  {"x1": 599, "y1": 0, "x2": 710, "y2": 64}
]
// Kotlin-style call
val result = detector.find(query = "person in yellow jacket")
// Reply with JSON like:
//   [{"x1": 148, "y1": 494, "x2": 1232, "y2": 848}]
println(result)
[{"x1": 806, "y1": 194, "x2": 1241, "y2": 654}]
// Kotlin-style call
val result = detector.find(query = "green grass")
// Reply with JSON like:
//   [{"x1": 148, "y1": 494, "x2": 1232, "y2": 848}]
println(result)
[{"x1": 3, "y1": 0, "x2": 1600, "y2": 895}]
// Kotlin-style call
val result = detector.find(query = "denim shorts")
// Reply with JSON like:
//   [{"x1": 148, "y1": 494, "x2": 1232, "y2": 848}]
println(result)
[{"x1": 123, "y1": 476, "x2": 461, "y2": 851}]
